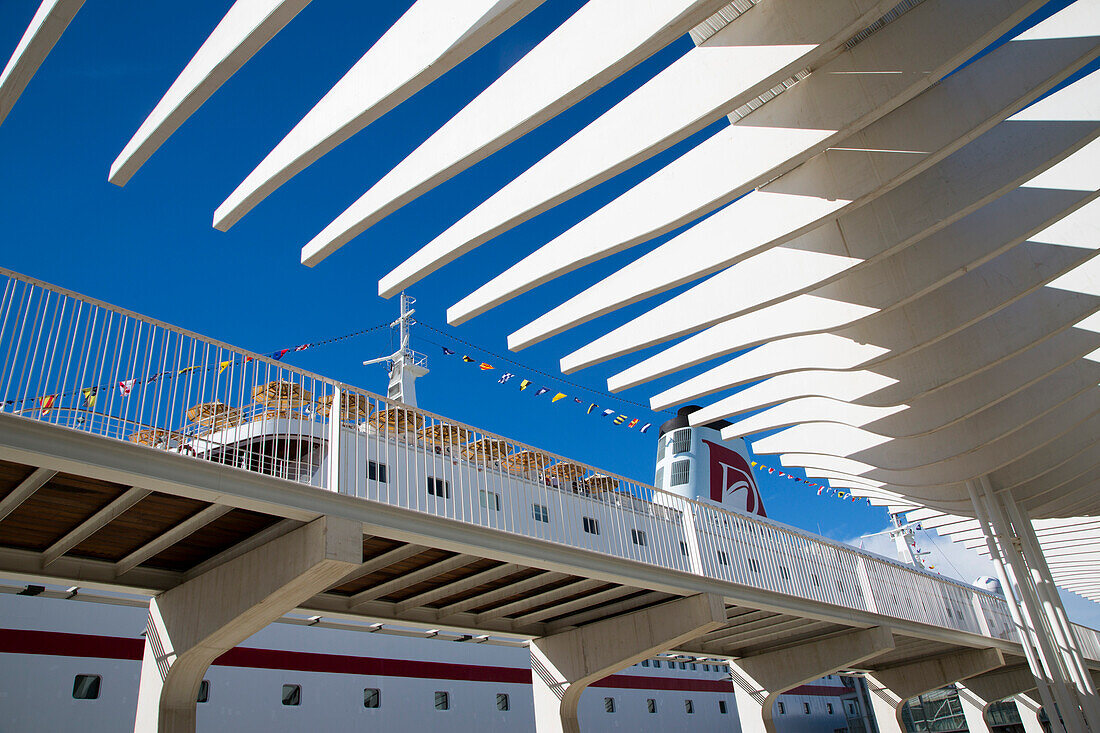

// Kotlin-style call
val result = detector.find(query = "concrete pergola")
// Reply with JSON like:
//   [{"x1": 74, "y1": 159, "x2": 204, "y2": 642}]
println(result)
[{"x1": 3, "y1": 0, "x2": 1099, "y2": 732}]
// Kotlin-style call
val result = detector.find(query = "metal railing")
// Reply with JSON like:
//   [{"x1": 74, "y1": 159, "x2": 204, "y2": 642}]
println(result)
[{"x1": 2, "y1": 266, "x2": 1095, "y2": 652}]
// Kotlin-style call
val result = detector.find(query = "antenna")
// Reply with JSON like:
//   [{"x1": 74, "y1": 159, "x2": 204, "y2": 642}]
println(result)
[
  {"x1": 363, "y1": 292, "x2": 429, "y2": 406},
  {"x1": 862, "y1": 513, "x2": 931, "y2": 569}
]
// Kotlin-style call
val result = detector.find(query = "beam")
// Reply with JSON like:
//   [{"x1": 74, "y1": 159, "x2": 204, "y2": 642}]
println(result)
[
  {"x1": 729, "y1": 626, "x2": 896, "y2": 733},
  {"x1": 133, "y1": 515, "x2": 361, "y2": 732},
  {"x1": 0, "y1": 0, "x2": 85, "y2": 126},
  {"x1": 476, "y1": 578, "x2": 604, "y2": 622},
  {"x1": 183, "y1": 518, "x2": 302, "y2": 580},
  {"x1": 43, "y1": 487, "x2": 151, "y2": 567},
  {"x1": 531, "y1": 593, "x2": 726, "y2": 733},
  {"x1": 347, "y1": 553, "x2": 474, "y2": 609},
  {"x1": 393, "y1": 562, "x2": 519, "y2": 614},
  {"x1": 0, "y1": 467, "x2": 56, "y2": 522},
  {"x1": 434, "y1": 571, "x2": 568, "y2": 620},
  {"x1": 866, "y1": 649, "x2": 1006, "y2": 733},
  {"x1": 511, "y1": 584, "x2": 640, "y2": 625},
  {"x1": 116, "y1": 504, "x2": 232, "y2": 576}
]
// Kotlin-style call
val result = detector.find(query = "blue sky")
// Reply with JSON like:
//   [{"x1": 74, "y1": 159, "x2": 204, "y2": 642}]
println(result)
[{"x1": 1, "y1": 0, "x2": 1094, "y2": 626}]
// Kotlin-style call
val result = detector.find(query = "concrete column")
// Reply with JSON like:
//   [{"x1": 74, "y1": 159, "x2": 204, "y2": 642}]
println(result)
[
  {"x1": 728, "y1": 626, "x2": 895, "y2": 733},
  {"x1": 133, "y1": 515, "x2": 361, "y2": 733},
  {"x1": 979, "y1": 478, "x2": 1087, "y2": 733},
  {"x1": 529, "y1": 593, "x2": 726, "y2": 733},
  {"x1": 958, "y1": 685, "x2": 994, "y2": 733},
  {"x1": 1003, "y1": 495, "x2": 1100, "y2": 730},
  {"x1": 864, "y1": 648, "x2": 1005, "y2": 733},
  {"x1": 966, "y1": 480, "x2": 1061, "y2": 726},
  {"x1": 1015, "y1": 693, "x2": 1048, "y2": 733}
]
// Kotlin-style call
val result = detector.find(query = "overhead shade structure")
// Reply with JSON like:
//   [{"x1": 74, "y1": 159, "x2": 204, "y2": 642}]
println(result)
[
  {"x1": 5, "y1": 0, "x2": 1100, "y2": 725},
  {"x1": 128, "y1": 428, "x2": 182, "y2": 447}
]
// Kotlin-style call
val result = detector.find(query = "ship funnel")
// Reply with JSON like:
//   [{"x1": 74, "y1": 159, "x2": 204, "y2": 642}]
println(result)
[{"x1": 654, "y1": 406, "x2": 766, "y2": 517}]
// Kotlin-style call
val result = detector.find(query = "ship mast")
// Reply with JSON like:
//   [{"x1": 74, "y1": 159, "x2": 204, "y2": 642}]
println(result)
[{"x1": 362, "y1": 292, "x2": 429, "y2": 406}]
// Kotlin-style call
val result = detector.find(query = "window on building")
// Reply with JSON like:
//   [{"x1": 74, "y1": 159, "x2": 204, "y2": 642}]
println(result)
[
  {"x1": 479, "y1": 490, "x2": 501, "y2": 510},
  {"x1": 427, "y1": 477, "x2": 450, "y2": 498},
  {"x1": 748, "y1": 557, "x2": 759, "y2": 573},
  {"x1": 655, "y1": 467, "x2": 664, "y2": 486},
  {"x1": 719, "y1": 700, "x2": 728, "y2": 714},
  {"x1": 631, "y1": 529, "x2": 647, "y2": 546},
  {"x1": 582, "y1": 517, "x2": 600, "y2": 535},
  {"x1": 363, "y1": 688, "x2": 380, "y2": 708},
  {"x1": 641, "y1": 660, "x2": 649, "y2": 667},
  {"x1": 690, "y1": 663, "x2": 697, "y2": 670},
  {"x1": 804, "y1": 702, "x2": 812, "y2": 714},
  {"x1": 604, "y1": 697, "x2": 616, "y2": 713},
  {"x1": 670, "y1": 459, "x2": 690, "y2": 486},
  {"x1": 72, "y1": 674, "x2": 100, "y2": 700},
  {"x1": 679, "y1": 541, "x2": 688, "y2": 556},
  {"x1": 532, "y1": 504, "x2": 549, "y2": 523},
  {"x1": 778, "y1": 702, "x2": 786, "y2": 715},
  {"x1": 828, "y1": 703, "x2": 834, "y2": 715},
  {"x1": 703, "y1": 664, "x2": 711, "y2": 672},
  {"x1": 717, "y1": 551, "x2": 729, "y2": 565},
  {"x1": 368, "y1": 460, "x2": 387, "y2": 483},
  {"x1": 672, "y1": 428, "x2": 692, "y2": 454},
  {"x1": 434, "y1": 691, "x2": 450, "y2": 711},
  {"x1": 282, "y1": 684, "x2": 301, "y2": 706},
  {"x1": 847, "y1": 702, "x2": 857, "y2": 716},
  {"x1": 679, "y1": 662, "x2": 686, "y2": 670},
  {"x1": 496, "y1": 693, "x2": 510, "y2": 711},
  {"x1": 656, "y1": 439, "x2": 667, "y2": 462},
  {"x1": 685, "y1": 699, "x2": 695, "y2": 714},
  {"x1": 653, "y1": 660, "x2": 661, "y2": 668},
  {"x1": 197, "y1": 680, "x2": 210, "y2": 704},
  {"x1": 647, "y1": 699, "x2": 657, "y2": 714}
]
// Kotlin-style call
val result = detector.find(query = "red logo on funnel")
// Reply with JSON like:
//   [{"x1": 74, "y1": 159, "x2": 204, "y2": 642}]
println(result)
[{"x1": 702, "y1": 439, "x2": 766, "y2": 517}]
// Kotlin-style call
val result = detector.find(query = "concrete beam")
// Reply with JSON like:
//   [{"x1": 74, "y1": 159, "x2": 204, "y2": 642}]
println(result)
[
  {"x1": 964, "y1": 664, "x2": 1038, "y2": 703},
  {"x1": 0, "y1": 0, "x2": 84, "y2": 126},
  {"x1": 0, "y1": 467, "x2": 56, "y2": 521},
  {"x1": 729, "y1": 626, "x2": 896, "y2": 733},
  {"x1": 866, "y1": 648, "x2": 1005, "y2": 733},
  {"x1": 133, "y1": 515, "x2": 361, "y2": 732},
  {"x1": 530, "y1": 593, "x2": 726, "y2": 733},
  {"x1": 42, "y1": 487, "x2": 151, "y2": 567},
  {"x1": 116, "y1": 504, "x2": 233, "y2": 576}
]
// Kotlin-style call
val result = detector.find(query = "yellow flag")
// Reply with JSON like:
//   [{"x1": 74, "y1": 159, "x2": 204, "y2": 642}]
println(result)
[
  {"x1": 219, "y1": 361, "x2": 231, "y2": 375},
  {"x1": 552, "y1": 393, "x2": 566, "y2": 403}
]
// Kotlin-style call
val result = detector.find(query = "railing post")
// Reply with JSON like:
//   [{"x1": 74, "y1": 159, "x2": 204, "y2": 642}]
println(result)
[
  {"x1": 856, "y1": 557, "x2": 878, "y2": 614},
  {"x1": 972, "y1": 594, "x2": 992, "y2": 637},
  {"x1": 328, "y1": 385, "x2": 340, "y2": 493}
]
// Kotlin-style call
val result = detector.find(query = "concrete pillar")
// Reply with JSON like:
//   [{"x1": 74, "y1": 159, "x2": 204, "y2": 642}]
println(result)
[
  {"x1": 1015, "y1": 693, "x2": 1048, "y2": 733},
  {"x1": 967, "y1": 480, "x2": 1061, "y2": 727},
  {"x1": 529, "y1": 593, "x2": 726, "y2": 733},
  {"x1": 865, "y1": 648, "x2": 1005, "y2": 733},
  {"x1": 958, "y1": 685, "x2": 994, "y2": 733},
  {"x1": 727, "y1": 626, "x2": 895, "y2": 733},
  {"x1": 133, "y1": 515, "x2": 361, "y2": 732}
]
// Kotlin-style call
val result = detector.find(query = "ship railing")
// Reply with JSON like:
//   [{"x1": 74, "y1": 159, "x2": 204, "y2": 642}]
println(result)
[{"x1": 4, "y1": 266, "x2": 1098, "y2": 653}]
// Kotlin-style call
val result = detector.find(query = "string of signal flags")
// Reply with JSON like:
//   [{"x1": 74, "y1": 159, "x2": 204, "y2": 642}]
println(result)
[
  {"x1": 748, "y1": 459, "x2": 874, "y2": 505},
  {"x1": 435, "y1": 344, "x2": 655, "y2": 434}
]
